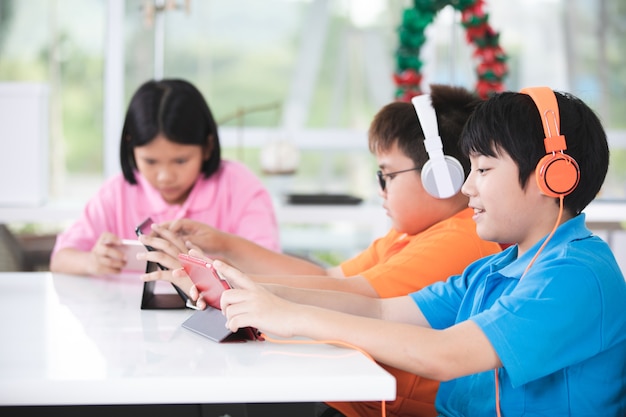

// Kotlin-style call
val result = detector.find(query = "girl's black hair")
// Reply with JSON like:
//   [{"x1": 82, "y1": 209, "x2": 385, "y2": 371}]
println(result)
[
  {"x1": 461, "y1": 90, "x2": 609, "y2": 215},
  {"x1": 120, "y1": 79, "x2": 221, "y2": 184}
]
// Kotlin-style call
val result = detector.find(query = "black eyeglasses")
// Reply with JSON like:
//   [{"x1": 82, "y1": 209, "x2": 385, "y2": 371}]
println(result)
[{"x1": 376, "y1": 167, "x2": 420, "y2": 191}]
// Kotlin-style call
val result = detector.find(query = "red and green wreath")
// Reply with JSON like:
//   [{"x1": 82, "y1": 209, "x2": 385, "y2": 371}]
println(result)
[{"x1": 394, "y1": 0, "x2": 508, "y2": 101}]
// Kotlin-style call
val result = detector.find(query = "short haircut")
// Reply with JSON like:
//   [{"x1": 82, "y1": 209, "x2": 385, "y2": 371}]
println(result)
[
  {"x1": 120, "y1": 79, "x2": 221, "y2": 184},
  {"x1": 368, "y1": 84, "x2": 481, "y2": 177},
  {"x1": 460, "y1": 90, "x2": 609, "y2": 215}
]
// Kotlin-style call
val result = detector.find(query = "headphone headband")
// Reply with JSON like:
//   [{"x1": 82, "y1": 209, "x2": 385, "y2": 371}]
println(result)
[{"x1": 520, "y1": 87, "x2": 567, "y2": 154}]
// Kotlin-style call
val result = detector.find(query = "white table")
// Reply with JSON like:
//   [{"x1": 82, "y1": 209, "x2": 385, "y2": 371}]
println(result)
[{"x1": 0, "y1": 272, "x2": 395, "y2": 408}]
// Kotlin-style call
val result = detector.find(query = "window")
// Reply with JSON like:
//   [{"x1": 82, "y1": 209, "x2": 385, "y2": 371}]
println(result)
[
  {"x1": 1, "y1": 0, "x2": 624, "y2": 201},
  {"x1": 0, "y1": 0, "x2": 624, "y2": 259}
]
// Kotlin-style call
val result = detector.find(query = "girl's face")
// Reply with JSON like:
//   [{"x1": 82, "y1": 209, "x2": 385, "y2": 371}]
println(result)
[
  {"x1": 133, "y1": 134, "x2": 208, "y2": 205},
  {"x1": 376, "y1": 142, "x2": 447, "y2": 235},
  {"x1": 462, "y1": 150, "x2": 560, "y2": 254}
]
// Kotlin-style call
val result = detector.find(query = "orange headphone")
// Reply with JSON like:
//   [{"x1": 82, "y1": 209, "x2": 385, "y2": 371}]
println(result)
[{"x1": 520, "y1": 87, "x2": 580, "y2": 197}]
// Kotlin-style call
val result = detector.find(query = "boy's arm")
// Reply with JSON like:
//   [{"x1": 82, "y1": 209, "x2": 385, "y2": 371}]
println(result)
[
  {"x1": 267, "y1": 284, "x2": 400, "y2": 318},
  {"x1": 153, "y1": 221, "x2": 380, "y2": 296},
  {"x1": 254, "y1": 274, "x2": 379, "y2": 297},
  {"x1": 159, "y1": 219, "x2": 327, "y2": 275},
  {"x1": 219, "y1": 261, "x2": 501, "y2": 381},
  {"x1": 293, "y1": 306, "x2": 500, "y2": 381}
]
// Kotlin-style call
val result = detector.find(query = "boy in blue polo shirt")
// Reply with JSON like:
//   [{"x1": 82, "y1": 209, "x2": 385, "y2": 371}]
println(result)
[{"x1": 217, "y1": 87, "x2": 626, "y2": 416}]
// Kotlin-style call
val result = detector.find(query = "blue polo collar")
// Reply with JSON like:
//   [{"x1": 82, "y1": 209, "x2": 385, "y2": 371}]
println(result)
[{"x1": 488, "y1": 214, "x2": 592, "y2": 280}]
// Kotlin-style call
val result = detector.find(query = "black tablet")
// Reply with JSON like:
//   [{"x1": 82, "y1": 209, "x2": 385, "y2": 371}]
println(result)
[{"x1": 135, "y1": 217, "x2": 188, "y2": 310}]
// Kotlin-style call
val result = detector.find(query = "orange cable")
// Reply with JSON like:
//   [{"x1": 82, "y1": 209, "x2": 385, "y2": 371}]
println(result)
[
  {"x1": 494, "y1": 369, "x2": 502, "y2": 417},
  {"x1": 521, "y1": 195, "x2": 564, "y2": 279},
  {"x1": 495, "y1": 195, "x2": 565, "y2": 416}
]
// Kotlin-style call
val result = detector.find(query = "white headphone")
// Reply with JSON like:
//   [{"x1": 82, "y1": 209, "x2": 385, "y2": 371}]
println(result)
[{"x1": 411, "y1": 94, "x2": 465, "y2": 199}]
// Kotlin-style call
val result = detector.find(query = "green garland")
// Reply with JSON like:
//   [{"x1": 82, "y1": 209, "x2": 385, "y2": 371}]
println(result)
[{"x1": 394, "y1": 0, "x2": 508, "y2": 100}]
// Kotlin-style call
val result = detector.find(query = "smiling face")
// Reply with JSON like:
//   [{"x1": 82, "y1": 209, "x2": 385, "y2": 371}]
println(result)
[
  {"x1": 462, "y1": 149, "x2": 569, "y2": 254},
  {"x1": 133, "y1": 134, "x2": 208, "y2": 205},
  {"x1": 376, "y1": 142, "x2": 465, "y2": 235}
]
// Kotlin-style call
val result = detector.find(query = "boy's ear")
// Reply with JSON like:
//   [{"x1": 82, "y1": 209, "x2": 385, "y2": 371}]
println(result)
[{"x1": 520, "y1": 87, "x2": 580, "y2": 198}]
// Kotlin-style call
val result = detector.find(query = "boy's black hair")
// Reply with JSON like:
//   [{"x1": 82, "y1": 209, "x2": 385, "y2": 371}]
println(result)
[
  {"x1": 368, "y1": 84, "x2": 481, "y2": 177},
  {"x1": 120, "y1": 79, "x2": 221, "y2": 184},
  {"x1": 460, "y1": 90, "x2": 609, "y2": 215}
]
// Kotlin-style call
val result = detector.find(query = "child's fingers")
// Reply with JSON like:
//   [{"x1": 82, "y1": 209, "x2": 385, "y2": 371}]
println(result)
[
  {"x1": 189, "y1": 283, "x2": 199, "y2": 299},
  {"x1": 99, "y1": 231, "x2": 121, "y2": 246},
  {"x1": 188, "y1": 248, "x2": 210, "y2": 260},
  {"x1": 165, "y1": 218, "x2": 185, "y2": 234},
  {"x1": 172, "y1": 267, "x2": 188, "y2": 278},
  {"x1": 185, "y1": 240, "x2": 203, "y2": 252},
  {"x1": 151, "y1": 224, "x2": 188, "y2": 253},
  {"x1": 213, "y1": 260, "x2": 252, "y2": 290}
]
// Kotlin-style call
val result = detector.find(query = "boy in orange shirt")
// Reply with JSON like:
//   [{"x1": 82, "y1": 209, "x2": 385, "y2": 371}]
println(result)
[{"x1": 143, "y1": 85, "x2": 502, "y2": 416}]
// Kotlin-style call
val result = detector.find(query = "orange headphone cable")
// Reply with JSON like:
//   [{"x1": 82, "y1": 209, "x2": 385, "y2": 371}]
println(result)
[
  {"x1": 260, "y1": 333, "x2": 387, "y2": 417},
  {"x1": 521, "y1": 195, "x2": 564, "y2": 279},
  {"x1": 495, "y1": 195, "x2": 565, "y2": 416}
]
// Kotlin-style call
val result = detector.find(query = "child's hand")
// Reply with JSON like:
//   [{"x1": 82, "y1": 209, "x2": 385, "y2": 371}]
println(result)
[
  {"x1": 137, "y1": 235, "x2": 209, "y2": 299},
  {"x1": 217, "y1": 260, "x2": 297, "y2": 338},
  {"x1": 88, "y1": 232, "x2": 125, "y2": 275},
  {"x1": 138, "y1": 262, "x2": 195, "y2": 296},
  {"x1": 147, "y1": 222, "x2": 190, "y2": 254},
  {"x1": 164, "y1": 219, "x2": 227, "y2": 255},
  {"x1": 186, "y1": 280, "x2": 207, "y2": 310},
  {"x1": 137, "y1": 226, "x2": 187, "y2": 270},
  {"x1": 137, "y1": 253, "x2": 194, "y2": 297}
]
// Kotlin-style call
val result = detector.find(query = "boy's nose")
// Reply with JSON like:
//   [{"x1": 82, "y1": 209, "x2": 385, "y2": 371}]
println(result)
[{"x1": 460, "y1": 174, "x2": 474, "y2": 197}]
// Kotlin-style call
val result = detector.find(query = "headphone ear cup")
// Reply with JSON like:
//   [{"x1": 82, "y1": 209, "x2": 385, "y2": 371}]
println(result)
[
  {"x1": 421, "y1": 156, "x2": 465, "y2": 198},
  {"x1": 535, "y1": 153, "x2": 580, "y2": 197}
]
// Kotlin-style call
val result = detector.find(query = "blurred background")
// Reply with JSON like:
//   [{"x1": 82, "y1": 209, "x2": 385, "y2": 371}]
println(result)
[{"x1": 1, "y1": 0, "x2": 625, "y2": 268}]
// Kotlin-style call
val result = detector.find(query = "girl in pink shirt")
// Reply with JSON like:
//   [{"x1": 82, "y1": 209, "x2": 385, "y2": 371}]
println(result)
[{"x1": 50, "y1": 79, "x2": 279, "y2": 280}]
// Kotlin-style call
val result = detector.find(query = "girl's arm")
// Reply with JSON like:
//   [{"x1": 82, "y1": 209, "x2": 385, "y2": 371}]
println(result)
[{"x1": 50, "y1": 232, "x2": 126, "y2": 276}]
